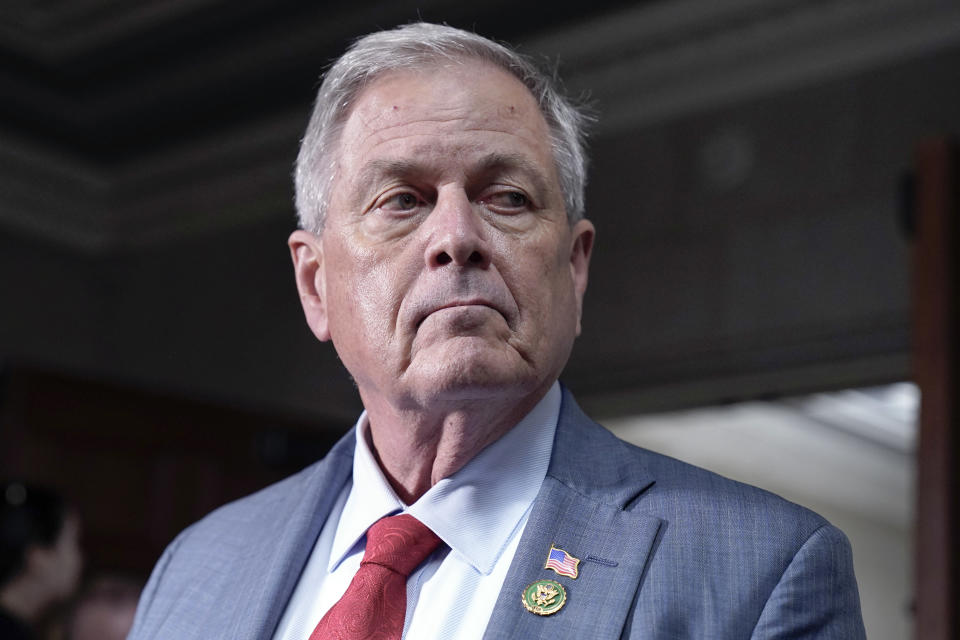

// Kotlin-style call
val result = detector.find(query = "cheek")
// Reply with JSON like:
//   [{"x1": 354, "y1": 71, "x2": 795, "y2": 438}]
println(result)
[
  {"x1": 541, "y1": 252, "x2": 580, "y2": 337},
  {"x1": 351, "y1": 265, "x2": 388, "y2": 318},
  {"x1": 513, "y1": 257, "x2": 575, "y2": 332},
  {"x1": 326, "y1": 244, "x2": 415, "y2": 359}
]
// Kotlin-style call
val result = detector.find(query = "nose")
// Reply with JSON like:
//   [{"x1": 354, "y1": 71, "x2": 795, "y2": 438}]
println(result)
[{"x1": 423, "y1": 187, "x2": 491, "y2": 269}]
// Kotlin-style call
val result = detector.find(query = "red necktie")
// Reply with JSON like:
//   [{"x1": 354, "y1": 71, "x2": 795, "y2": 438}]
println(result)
[{"x1": 309, "y1": 513, "x2": 442, "y2": 640}]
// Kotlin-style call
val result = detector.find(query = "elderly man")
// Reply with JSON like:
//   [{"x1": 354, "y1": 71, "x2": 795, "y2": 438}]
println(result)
[{"x1": 129, "y1": 22, "x2": 866, "y2": 640}]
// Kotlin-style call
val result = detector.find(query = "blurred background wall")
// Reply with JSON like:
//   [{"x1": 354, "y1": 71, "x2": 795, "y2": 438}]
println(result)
[{"x1": 2, "y1": 1, "x2": 959, "y2": 638}]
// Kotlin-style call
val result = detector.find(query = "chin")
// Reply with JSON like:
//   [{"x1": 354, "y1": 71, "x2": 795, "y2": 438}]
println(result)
[{"x1": 411, "y1": 351, "x2": 540, "y2": 403}]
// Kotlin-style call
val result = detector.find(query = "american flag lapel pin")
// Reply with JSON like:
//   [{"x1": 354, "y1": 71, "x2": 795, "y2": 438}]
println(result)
[{"x1": 544, "y1": 544, "x2": 580, "y2": 579}]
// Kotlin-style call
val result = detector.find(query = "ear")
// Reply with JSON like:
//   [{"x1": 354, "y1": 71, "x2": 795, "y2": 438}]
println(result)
[
  {"x1": 288, "y1": 229, "x2": 331, "y2": 342},
  {"x1": 568, "y1": 219, "x2": 595, "y2": 336}
]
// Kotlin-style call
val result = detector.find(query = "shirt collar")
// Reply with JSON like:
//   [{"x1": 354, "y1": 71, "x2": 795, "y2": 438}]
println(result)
[{"x1": 328, "y1": 382, "x2": 561, "y2": 575}]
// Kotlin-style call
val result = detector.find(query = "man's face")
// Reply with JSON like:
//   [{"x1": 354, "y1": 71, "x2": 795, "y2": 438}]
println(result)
[{"x1": 290, "y1": 62, "x2": 593, "y2": 412}]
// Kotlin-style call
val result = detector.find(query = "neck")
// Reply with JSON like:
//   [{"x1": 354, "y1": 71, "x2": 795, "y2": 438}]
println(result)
[{"x1": 360, "y1": 388, "x2": 549, "y2": 504}]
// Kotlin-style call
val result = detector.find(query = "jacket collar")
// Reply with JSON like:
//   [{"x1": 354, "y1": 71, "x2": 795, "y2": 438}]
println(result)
[{"x1": 482, "y1": 386, "x2": 663, "y2": 640}]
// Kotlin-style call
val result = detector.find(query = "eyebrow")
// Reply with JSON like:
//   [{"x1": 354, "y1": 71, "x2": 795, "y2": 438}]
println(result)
[{"x1": 354, "y1": 159, "x2": 423, "y2": 191}]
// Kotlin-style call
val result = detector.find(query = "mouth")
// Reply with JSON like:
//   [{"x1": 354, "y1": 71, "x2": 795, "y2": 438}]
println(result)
[{"x1": 414, "y1": 300, "x2": 502, "y2": 329}]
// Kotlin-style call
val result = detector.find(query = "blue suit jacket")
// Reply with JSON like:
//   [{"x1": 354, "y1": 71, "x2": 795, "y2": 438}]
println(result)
[{"x1": 129, "y1": 389, "x2": 866, "y2": 639}]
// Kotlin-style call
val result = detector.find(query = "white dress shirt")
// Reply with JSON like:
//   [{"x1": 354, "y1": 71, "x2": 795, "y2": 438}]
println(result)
[{"x1": 271, "y1": 382, "x2": 560, "y2": 640}]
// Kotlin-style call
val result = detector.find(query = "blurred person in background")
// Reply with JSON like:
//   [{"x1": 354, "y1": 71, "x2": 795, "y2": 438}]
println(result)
[
  {"x1": 0, "y1": 482, "x2": 83, "y2": 640},
  {"x1": 66, "y1": 575, "x2": 141, "y2": 640}
]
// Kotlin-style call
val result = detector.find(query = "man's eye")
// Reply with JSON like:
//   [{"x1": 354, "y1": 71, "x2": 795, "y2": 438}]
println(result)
[
  {"x1": 483, "y1": 191, "x2": 530, "y2": 210},
  {"x1": 381, "y1": 192, "x2": 420, "y2": 211},
  {"x1": 504, "y1": 192, "x2": 528, "y2": 207}
]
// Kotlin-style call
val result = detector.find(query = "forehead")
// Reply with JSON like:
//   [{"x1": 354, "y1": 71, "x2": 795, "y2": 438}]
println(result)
[{"x1": 333, "y1": 62, "x2": 556, "y2": 183}]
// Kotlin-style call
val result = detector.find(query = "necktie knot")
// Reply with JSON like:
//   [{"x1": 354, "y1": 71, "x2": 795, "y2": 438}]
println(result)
[
  {"x1": 362, "y1": 513, "x2": 442, "y2": 576},
  {"x1": 309, "y1": 513, "x2": 442, "y2": 640}
]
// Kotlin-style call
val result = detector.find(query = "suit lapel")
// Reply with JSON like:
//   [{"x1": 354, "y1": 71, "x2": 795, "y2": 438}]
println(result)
[{"x1": 483, "y1": 389, "x2": 662, "y2": 640}]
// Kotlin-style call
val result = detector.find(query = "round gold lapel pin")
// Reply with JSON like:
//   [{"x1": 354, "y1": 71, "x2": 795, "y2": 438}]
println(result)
[{"x1": 521, "y1": 579, "x2": 567, "y2": 616}]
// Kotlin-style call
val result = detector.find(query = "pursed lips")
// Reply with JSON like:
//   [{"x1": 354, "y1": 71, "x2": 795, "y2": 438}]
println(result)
[{"x1": 414, "y1": 299, "x2": 504, "y2": 329}]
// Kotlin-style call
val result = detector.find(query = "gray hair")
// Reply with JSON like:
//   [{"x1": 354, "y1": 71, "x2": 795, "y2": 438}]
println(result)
[{"x1": 293, "y1": 22, "x2": 592, "y2": 233}]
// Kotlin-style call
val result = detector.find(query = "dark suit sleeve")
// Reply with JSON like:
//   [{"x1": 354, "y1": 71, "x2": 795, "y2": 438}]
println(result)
[{"x1": 750, "y1": 524, "x2": 866, "y2": 639}]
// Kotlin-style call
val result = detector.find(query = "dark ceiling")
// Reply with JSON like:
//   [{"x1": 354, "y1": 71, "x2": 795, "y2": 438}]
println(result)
[
  {"x1": 0, "y1": 0, "x2": 642, "y2": 163},
  {"x1": 1, "y1": 0, "x2": 958, "y2": 420}
]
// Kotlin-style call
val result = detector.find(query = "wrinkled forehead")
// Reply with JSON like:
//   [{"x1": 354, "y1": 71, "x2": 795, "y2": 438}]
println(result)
[
  {"x1": 346, "y1": 58, "x2": 544, "y2": 127},
  {"x1": 332, "y1": 62, "x2": 556, "y2": 181}
]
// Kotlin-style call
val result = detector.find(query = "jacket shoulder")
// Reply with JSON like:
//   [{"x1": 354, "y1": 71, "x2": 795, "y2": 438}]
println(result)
[
  {"x1": 128, "y1": 432, "x2": 355, "y2": 640},
  {"x1": 556, "y1": 389, "x2": 828, "y2": 535}
]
